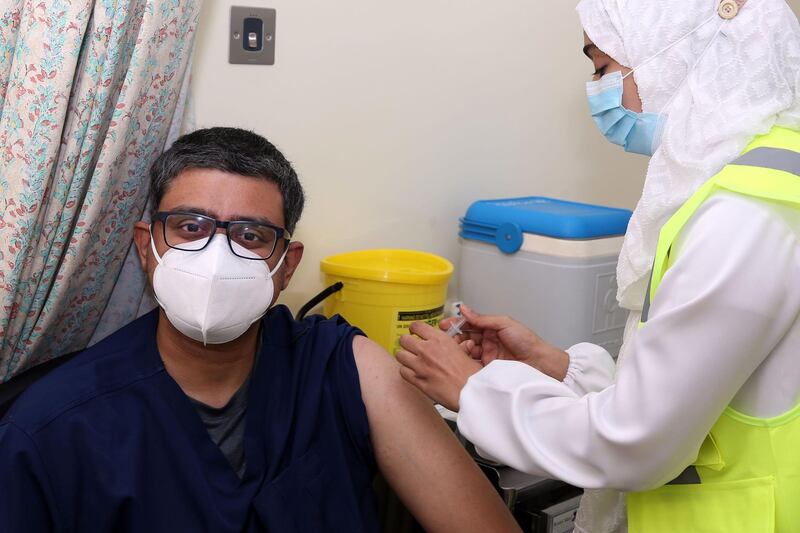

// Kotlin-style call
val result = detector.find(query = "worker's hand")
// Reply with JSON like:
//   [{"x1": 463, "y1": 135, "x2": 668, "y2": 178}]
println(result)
[
  {"x1": 441, "y1": 305, "x2": 569, "y2": 381},
  {"x1": 396, "y1": 322, "x2": 483, "y2": 411}
]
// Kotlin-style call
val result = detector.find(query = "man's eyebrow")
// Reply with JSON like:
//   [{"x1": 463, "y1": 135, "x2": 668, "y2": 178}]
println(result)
[
  {"x1": 169, "y1": 205, "x2": 216, "y2": 217},
  {"x1": 583, "y1": 43, "x2": 599, "y2": 59},
  {"x1": 229, "y1": 214, "x2": 279, "y2": 226}
]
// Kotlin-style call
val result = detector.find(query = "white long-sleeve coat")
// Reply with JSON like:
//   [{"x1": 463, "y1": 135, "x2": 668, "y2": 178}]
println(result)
[{"x1": 457, "y1": 191, "x2": 800, "y2": 493}]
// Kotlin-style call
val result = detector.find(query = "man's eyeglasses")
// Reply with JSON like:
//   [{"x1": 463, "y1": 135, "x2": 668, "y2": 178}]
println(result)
[{"x1": 152, "y1": 211, "x2": 291, "y2": 261}]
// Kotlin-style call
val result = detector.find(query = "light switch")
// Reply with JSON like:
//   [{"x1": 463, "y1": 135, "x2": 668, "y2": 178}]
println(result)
[
  {"x1": 243, "y1": 16, "x2": 262, "y2": 51},
  {"x1": 229, "y1": 6, "x2": 275, "y2": 65}
]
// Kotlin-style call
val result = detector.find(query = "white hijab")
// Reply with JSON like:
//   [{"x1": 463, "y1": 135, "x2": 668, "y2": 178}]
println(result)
[{"x1": 578, "y1": 0, "x2": 800, "y2": 311}]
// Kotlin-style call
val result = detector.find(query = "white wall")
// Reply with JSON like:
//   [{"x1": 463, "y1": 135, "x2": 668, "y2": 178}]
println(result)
[{"x1": 192, "y1": 1, "x2": 798, "y2": 312}]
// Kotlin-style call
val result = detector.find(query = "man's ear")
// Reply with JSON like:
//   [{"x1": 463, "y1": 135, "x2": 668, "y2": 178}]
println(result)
[
  {"x1": 133, "y1": 221, "x2": 151, "y2": 271},
  {"x1": 279, "y1": 241, "x2": 304, "y2": 290}
]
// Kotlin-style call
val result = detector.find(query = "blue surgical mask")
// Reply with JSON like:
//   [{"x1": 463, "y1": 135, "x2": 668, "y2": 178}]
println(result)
[
  {"x1": 584, "y1": 10, "x2": 729, "y2": 156},
  {"x1": 586, "y1": 71, "x2": 665, "y2": 156}
]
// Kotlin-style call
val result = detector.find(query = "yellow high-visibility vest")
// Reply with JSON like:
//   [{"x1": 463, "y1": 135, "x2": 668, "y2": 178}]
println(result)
[{"x1": 627, "y1": 127, "x2": 800, "y2": 533}]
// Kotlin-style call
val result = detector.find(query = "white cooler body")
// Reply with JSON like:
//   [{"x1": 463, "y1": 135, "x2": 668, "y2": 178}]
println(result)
[{"x1": 459, "y1": 233, "x2": 628, "y2": 358}]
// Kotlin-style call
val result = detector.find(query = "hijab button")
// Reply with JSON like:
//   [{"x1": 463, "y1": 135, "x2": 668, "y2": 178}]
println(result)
[{"x1": 718, "y1": 0, "x2": 739, "y2": 20}]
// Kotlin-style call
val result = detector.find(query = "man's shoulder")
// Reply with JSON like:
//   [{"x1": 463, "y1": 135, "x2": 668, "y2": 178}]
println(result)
[
  {"x1": 263, "y1": 304, "x2": 364, "y2": 351},
  {"x1": 259, "y1": 305, "x2": 368, "y2": 397},
  {"x1": 4, "y1": 310, "x2": 163, "y2": 433},
  {"x1": 259, "y1": 306, "x2": 375, "y2": 462}
]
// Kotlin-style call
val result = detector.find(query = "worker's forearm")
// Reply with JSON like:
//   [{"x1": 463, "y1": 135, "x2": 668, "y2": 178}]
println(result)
[{"x1": 529, "y1": 338, "x2": 570, "y2": 381}]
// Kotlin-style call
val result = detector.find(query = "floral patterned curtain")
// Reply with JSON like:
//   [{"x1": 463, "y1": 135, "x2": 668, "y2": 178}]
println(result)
[{"x1": 0, "y1": 0, "x2": 202, "y2": 381}]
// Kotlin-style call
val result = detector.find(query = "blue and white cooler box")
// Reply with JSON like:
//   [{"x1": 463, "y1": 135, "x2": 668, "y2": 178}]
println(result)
[{"x1": 459, "y1": 197, "x2": 632, "y2": 358}]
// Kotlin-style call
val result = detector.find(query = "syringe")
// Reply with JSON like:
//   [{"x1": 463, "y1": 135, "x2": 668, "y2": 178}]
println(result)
[{"x1": 445, "y1": 316, "x2": 468, "y2": 338}]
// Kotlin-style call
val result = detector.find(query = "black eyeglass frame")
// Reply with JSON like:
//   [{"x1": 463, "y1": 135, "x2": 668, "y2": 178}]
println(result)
[{"x1": 152, "y1": 211, "x2": 291, "y2": 261}]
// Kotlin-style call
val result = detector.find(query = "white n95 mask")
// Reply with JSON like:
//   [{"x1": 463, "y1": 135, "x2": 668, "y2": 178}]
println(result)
[{"x1": 150, "y1": 233, "x2": 288, "y2": 345}]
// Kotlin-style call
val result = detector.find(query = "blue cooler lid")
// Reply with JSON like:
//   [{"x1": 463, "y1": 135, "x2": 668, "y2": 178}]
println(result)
[{"x1": 460, "y1": 196, "x2": 632, "y2": 254}]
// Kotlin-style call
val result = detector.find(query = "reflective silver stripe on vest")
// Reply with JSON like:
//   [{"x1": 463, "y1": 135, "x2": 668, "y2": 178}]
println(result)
[
  {"x1": 641, "y1": 146, "x2": 800, "y2": 327},
  {"x1": 732, "y1": 146, "x2": 800, "y2": 176}
]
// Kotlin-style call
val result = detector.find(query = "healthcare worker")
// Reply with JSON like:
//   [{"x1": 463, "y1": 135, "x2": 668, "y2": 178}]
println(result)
[{"x1": 396, "y1": 0, "x2": 800, "y2": 531}]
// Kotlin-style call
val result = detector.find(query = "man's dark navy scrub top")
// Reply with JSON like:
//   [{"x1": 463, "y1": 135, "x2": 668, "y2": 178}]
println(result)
[{"x1": 0, "y1": 306, "x2": 381, "y2": 533}]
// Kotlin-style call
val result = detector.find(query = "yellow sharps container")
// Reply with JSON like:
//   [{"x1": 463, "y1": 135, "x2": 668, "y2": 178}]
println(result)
[{"x1": 320, "y1": 249, "x2": 453, "y2": 355}]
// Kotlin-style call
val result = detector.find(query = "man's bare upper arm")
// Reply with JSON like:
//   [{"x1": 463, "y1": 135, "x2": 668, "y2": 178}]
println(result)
[{"x1": 352, "y1": 335, "x2": 520, "y2": 533}]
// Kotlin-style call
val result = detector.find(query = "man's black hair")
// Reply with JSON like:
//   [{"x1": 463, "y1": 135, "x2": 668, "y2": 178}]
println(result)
[{"x1": 149, "y1": 127, "x2": 305, "y2": 233}]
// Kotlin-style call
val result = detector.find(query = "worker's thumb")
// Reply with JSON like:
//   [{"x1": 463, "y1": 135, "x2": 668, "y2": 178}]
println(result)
[{"x1": 461, "y1": 304, "x2": 512, "y2": 332}]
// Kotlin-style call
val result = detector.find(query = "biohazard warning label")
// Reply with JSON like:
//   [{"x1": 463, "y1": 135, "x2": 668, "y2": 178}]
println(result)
[{"x1": 391, "y1": 306, "x2": 445, "y2": 354}]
